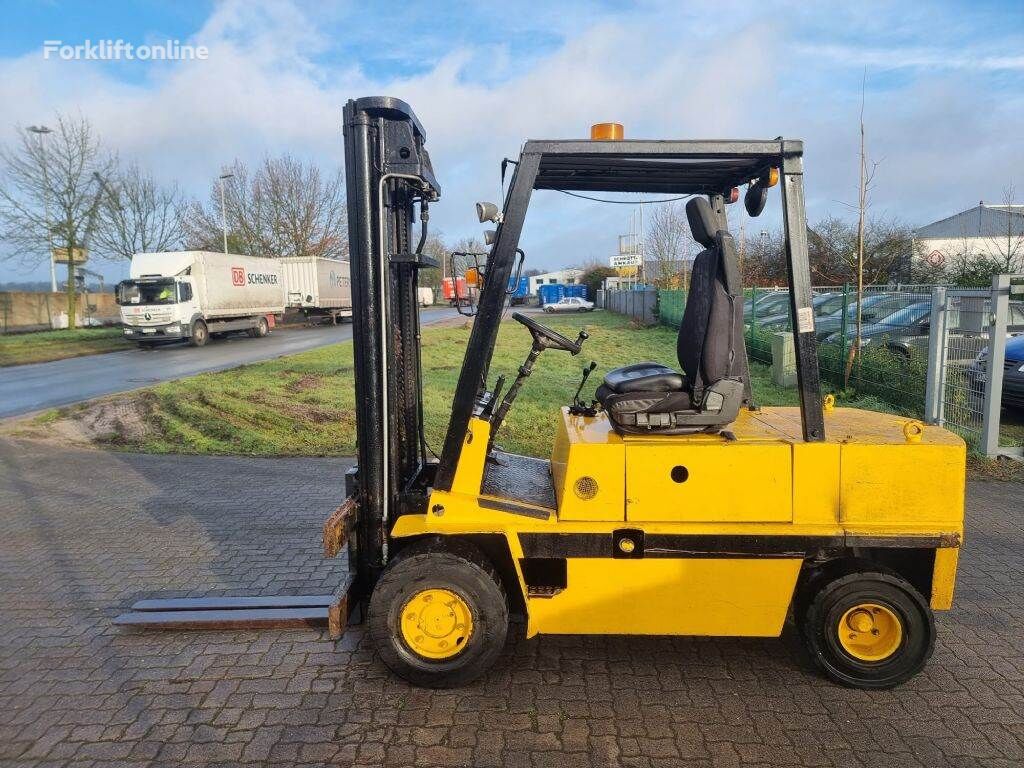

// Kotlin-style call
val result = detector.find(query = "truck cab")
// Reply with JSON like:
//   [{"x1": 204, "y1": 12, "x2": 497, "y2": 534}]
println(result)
[{"x1": 117, "y1": 275, "x2": 199, "y2": 344}]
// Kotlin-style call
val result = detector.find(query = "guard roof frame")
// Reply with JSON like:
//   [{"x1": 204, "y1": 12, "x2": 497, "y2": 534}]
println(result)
[{"x1": 434, "y1": 138, "x2": 824, "y2": 491}]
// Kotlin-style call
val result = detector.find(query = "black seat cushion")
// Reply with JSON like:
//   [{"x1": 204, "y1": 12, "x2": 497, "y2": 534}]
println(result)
[{"x1": 601, "y1": 362, "x2": 685, "y2": 394}]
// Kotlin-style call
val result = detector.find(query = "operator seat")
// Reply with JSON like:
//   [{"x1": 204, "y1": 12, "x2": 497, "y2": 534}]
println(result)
[{"x1": 595, "y1": 197, "x2": 750, "y2": 434}]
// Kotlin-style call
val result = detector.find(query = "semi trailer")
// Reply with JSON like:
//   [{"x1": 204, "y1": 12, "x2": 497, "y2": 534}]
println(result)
[
  {"x1": 116, "y1": 251, "x2": 284, "y2": 347},
  {"x1": 281, "y1": 256, "x2": 353, "y2": 323}
]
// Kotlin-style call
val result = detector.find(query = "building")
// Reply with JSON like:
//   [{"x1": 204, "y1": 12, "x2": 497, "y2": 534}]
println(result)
[
  {"x1": 915, "y1": 202, "x2": 1024, "y2": 271},
  {"x1": 603, "y1": 258, "x2": 694, "y2": 291},
  {"x1": 527, "y1": 268, "x2": 584, "y2": 294}
]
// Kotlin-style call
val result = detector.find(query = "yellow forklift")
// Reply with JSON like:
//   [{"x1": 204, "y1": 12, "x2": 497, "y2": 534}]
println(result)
[{"x1": 328, "y1": 97, "x2": 965, "y2": 690}]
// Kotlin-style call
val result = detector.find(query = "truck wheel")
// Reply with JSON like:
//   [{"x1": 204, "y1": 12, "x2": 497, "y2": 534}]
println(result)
[
  {"x1": 799, "y1": 569, "x2": 934, "y2": 689},
  {"x1": 254, "y1": 316, "x2": 269, "y2": 337},
  {"x1": 190, "y1": 320, "x2": 209, "y2": 347},
  {"x1": 368, "y1": 539, "x2": 508, "y2": 688}
]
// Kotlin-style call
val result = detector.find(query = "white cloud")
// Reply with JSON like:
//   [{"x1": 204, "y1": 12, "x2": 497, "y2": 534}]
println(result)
[{"x1": 1, "y1": 0, "x2": 1022, "y2": 282}]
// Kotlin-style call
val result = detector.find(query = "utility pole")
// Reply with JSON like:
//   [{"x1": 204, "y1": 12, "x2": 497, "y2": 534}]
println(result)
[
  {"x1": 218, "y1": 172, "x2": 233, "y2": 254},
  {"x1": 738, "y1": 224, "x2": 746, "y2": 281},
  {"x1": 28, "y1": 125, "x2": 56, "y2": 292}
]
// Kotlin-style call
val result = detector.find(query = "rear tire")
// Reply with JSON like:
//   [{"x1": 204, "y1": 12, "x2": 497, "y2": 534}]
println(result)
[
  {"x1": 254, "y1": 316, "x2": 269, "y2": 337},
  {"x1": 368, "y1": 539, "x2": 508, "y2": 688},
  {"x1": 799, "y1": 568, "x2": 934, "y2": 689},
  {"x1": 189, "y1": 320, "x2": 209, "y2": 347}
]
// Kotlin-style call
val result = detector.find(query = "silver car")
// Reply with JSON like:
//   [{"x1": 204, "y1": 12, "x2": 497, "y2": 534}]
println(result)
[{"x1": 543, "y1": 297, "x2": 595, "y2": 313}]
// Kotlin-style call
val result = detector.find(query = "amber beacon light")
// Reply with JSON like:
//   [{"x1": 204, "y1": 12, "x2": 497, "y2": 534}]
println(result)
[{"x1": 590, "y1": 122, "x2": 624, "y2": 140}]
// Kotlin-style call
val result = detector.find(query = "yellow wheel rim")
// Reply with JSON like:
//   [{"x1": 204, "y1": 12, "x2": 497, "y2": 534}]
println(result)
[
  {"x1": 837, "y1": 603, "x2": 903, "y2": 662},
  {"x1": 399, "y1": 588, "x2": 474, "y2": 660}
]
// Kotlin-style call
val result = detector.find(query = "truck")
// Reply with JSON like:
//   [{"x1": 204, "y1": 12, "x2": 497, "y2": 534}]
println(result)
[
  {"x1": 508, "y1": 275, "x2": 530, "y2": 305},
  {"x1": 116, "y1": 251, "x2": 285, "y2": 347},
  {"x1": 442, "y1": 276, "x2": 474, "y2": 307},
  {"x1": 417, "y1": 287, "x2": 434, "y2": 306},
  {"x1": 280, "y1": 256, "x2": 352, "y2": 323}
]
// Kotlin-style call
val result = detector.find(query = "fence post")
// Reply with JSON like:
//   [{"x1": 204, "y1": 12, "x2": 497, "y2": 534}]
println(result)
[
  {"x1": 839, "y1": 282, "x2": 849, "y2": 383},
  {"x1": 924, "y1": 286, "x2": 947, "y2": 425},
  {"x1": 981, "y1": 275, "x2": 1009, "y2": 457}
]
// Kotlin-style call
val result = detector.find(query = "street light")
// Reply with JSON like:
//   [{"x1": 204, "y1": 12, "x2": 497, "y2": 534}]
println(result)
[
  {"x1": 218, "y1": 172, "x2": 234, "y2": 255},
  {"x1": 28, "y1": 125, "x2": 56, "y2": 292}
]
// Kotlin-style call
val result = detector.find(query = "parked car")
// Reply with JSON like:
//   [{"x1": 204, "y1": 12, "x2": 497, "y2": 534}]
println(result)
[
  {"x1": 543, "y1": 296, "x2": 595, "y2": 313},
  {"x1": 743, "y1": 289, "x2": 786, "y2": 316},
  {"x1": 814, "y1": 293, "x2": 923, "y2": 341},
  {"x1": 824, "y1": 301, "x2": 932, "y2": 347},
  {"x1": 745, "y1": 292, "x2": 791, "y2": 323},
  {"x1": 887, "y1": 301, "x2": 1024, "y2": 360},
  {"x1": 754, "y1": 292, "x2": 846, "y2": 331},
  {"x1": 967, "y1": 334, "x2": 1024, "y2": 410}
]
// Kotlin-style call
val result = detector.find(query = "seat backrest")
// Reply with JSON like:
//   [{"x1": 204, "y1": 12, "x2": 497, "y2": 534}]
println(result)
[{"x1": 676, "y1": 197, "x2": 748, "y2": 399}]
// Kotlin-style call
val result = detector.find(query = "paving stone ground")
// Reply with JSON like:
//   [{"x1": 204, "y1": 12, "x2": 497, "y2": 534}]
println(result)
[{"x1": 1, "y1": 437, "x2": 1022, "y2": 767}]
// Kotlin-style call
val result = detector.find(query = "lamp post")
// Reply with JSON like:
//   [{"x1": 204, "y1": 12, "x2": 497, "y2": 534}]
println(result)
[
  {"x1": 218, "y1": 172, "x2": 233, "y2": 254},
  {"x1": 28, "y1": 125, "x2": 56, "y2": 292}
]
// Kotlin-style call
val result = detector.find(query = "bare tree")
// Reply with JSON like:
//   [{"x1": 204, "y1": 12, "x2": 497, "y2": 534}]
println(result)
[
  {"x1": 986, "y1": 184, "x2": 1024, "y2": 273},
  {"x1": 742, "y1": 228, "x2": 787, "y2": 286},
  {"x1": 0, "y1": 115, "x2": 116, "y2": 327},
  {"x1": 181, "y1": 155, "x2": 348, "y2": 259},
  {"x1": 93, "y1": 162, "x2": 186, "y2": 260},
  {"x1": 644, "y1": 201, "x2": 693, "y2": 288}
]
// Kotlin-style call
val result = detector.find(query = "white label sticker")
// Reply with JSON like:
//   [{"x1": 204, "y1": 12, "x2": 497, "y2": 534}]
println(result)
[{"x1": 796, "y1": 306, "x2": 815, "y2": 333}]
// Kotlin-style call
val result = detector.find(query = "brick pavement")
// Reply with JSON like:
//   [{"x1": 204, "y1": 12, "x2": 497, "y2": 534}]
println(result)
[{"x1": 1, "y1": 437, "x2": 1022, "y2": 767}]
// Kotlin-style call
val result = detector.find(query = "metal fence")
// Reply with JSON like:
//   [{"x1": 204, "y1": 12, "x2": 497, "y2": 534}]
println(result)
[
  {"x1": 601, "y1": 279, "x2": 1024, "y2": 457},
  {"x1": 602, "y1": 289, "x2": 658, "y2": 326},
  {"x1": 925, "y1": 278, "x2": 1024, "y2": 458}
]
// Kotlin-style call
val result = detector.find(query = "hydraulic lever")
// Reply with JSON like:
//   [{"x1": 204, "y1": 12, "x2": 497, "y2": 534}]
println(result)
[{"x1": 568, "y1": 361, "x2": 599, "y2": 417}]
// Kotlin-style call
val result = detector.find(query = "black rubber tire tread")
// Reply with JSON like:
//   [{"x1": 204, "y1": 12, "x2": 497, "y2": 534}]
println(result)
[
  {"x1": 801, "y1": 567, "x2": 935, "y2": 689},
  {"x1": 368, "y1": 538, "x2": 508, "y2": 688},
  {"x1": 190, "y1": 320, "x2": 209, "y2": 347}
]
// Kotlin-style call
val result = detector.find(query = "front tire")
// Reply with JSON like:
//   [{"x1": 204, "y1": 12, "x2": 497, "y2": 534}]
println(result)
[
  {"x1": 368, "y1": 539, "x2": 508, "y2": 688},
  {"x1": 799, "y1": 569, "x2": 934, "y2": 689},
  {"x1": 189, "y1": 320, "x2": 209, "y2": 347}
]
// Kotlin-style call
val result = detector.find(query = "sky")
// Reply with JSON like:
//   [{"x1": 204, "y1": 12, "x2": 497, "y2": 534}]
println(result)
[{"x1": 1, "y1": 0, "x2": 1022, "y2": 285}]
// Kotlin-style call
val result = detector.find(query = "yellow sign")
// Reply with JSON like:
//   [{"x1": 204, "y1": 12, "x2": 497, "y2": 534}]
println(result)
[{"x1": 52, "y1": 247, "x2": 89, "y2": 264}]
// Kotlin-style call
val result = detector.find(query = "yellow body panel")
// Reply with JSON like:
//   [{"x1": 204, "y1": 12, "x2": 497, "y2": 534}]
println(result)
[
  {"x1": 551, "y1": 412, "x2": 625, "y2": 521},
  {"x1": 526, "y1": 558, "x2": 801, "y2": 636},
  {"x1": 625, "y1": 441, "x2": 792, "y2": 522},
  {"x1": 931, "y1": 547, "x2": 960, "y2": 610},
  {"x1": 393, "y1": 406, "x2": 965, "y2": 641}
]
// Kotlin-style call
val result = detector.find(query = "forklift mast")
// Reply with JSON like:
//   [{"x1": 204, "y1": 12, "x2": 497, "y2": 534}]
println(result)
[{"x1": 341, "y1": 98, "x2": 441, "y2": 593}]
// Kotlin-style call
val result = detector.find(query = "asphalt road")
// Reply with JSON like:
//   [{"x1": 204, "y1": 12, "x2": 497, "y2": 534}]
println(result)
[{"x1": 0, "y1": 307, "x2": 459, "y2": 418}]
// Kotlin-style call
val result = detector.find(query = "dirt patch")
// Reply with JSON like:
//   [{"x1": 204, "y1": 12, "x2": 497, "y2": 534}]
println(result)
[
  {"x1": 286, "y1": 374, "x2": 324, "y2": 393},
  {"x1": 4, "y1": 393, "x2": 156, "y2": 448}
]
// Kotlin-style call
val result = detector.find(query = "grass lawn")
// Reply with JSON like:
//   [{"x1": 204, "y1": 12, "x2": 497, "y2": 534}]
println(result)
[
  {"x1": 62, "y1": 311, "x2": 894, "y2": 459},
  {"x1": 0, "y1": 327, "x2": 131, "y2": 366}
]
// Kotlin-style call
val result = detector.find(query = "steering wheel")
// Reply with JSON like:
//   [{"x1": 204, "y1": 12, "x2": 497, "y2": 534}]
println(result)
[{"x1": 512, "y1": 312, "x2": 587, "y2": 354}]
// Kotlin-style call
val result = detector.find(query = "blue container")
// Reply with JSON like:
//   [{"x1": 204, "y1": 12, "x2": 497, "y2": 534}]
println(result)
[
  {"x1": 565, "y1": 284, "x2": 588, "y2": 300},
  {"x1": 538, "y1": 284, "x2": 567, "y2": 306}
]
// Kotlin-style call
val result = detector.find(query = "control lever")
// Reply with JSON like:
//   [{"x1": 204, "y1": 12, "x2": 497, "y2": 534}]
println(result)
[{"x1": 569, "y1": 361, "x2": 599, "y2": 417}]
